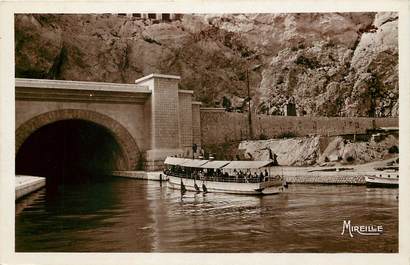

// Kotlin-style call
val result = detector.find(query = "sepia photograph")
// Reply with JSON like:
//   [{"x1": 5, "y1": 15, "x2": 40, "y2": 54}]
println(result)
[{"x1": 1, "y1": 1, "x2": 409, "y2": 264}]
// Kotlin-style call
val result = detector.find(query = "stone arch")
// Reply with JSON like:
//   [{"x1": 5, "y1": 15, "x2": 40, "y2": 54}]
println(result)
[{"x1": 16, "y1": 109, "x2": 140, "y2": 170}]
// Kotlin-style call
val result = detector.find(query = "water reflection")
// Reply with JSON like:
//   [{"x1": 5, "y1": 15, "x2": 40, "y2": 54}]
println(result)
[{"x1": 16, "y1": 178, "x2": 398, "y2": 252}]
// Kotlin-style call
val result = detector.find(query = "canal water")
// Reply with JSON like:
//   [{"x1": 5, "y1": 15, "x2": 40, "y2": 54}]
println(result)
[{"x1": 15, "y1": 177, "x2": 398, "y2": 252}]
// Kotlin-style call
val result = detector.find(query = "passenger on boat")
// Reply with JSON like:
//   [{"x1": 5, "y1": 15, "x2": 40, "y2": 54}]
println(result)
[
  {"x1": 246, "y1": 170, "x2": 252, "y2": 183},
  {"x1": 253, "y1": 172, "x2": 258, "y2": 183},
  {"x1": 224, "y1": 172, "x2": 229, "y2": 181},
  {"x1": 238, "y1": 170, "x2": 244, "y2": 182}
]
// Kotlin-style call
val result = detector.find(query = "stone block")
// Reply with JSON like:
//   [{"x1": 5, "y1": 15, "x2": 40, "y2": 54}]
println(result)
[{"x1": 145, "y1": 148, "x2": 184, "y2": 162}]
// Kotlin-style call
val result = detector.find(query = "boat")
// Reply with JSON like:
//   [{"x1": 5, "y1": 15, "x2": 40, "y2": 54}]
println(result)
[
  {"x1": 365, "y1": 171, "x2": 399, "y2": 188},
  {"x1": 163, "y1": 157, "x2": 285, "y2": 195}
]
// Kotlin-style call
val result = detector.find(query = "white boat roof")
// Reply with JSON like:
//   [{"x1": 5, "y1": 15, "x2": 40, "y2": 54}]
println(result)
[
  {"x1": 223, "y1": 160, "x2": 274, "y2": 169},
  {"x1": 164, "y1": 157, "x2": 274, "y2": 169},
  {"x1": 199, "y1": 160, "x2": 230, "y2": 169},
  {"x1": 181, "y1": 159, "x2": 209, "y2": 167},
  {"x1": 164, "y1": 157, "x2": 191, "y2": 166}
]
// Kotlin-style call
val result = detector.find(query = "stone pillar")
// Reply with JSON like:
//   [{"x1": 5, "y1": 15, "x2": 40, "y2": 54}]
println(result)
[
  {"x1": 192, "y1": 101, "x2": 202, "y2": 155},
  {"x1": 178, "y1": 90, "x2": 194, "y2": 157},
  {"x1": 136, "y1": 74, "x2": 183, "y2": 170}
]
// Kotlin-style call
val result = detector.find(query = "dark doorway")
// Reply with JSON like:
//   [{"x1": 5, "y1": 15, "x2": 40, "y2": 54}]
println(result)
[
  {"x1": 162, "y1": 13, "x2": 170, "y2": 21},
  {"x1": 148, "y1": 13, "x2": 156, "y2": 19}
]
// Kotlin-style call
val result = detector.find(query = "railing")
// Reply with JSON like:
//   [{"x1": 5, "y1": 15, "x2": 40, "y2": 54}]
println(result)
[{"x1": 164, "y1": 170, "x2": 281, "y2": 183}]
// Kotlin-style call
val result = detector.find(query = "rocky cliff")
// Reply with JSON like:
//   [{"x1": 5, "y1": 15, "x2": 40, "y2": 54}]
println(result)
[
  {"x1": 239, "y1": 133, "x2": 399, "y2": 166},
  {"x1": 15, "y1": 12, "x2": 398, "y2": 117}
]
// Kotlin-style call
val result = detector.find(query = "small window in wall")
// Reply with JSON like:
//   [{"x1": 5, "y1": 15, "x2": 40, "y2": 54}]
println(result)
[
  {"x1": 132, "y1": 13, "x2": 141, "y2": 18},
  {"x1": 118, "y1": 13, "x2": 126, "y2": 16},
  {"x1": 148, "y1": 13, "x2": 156, "y2": 19},
  {"x1": 162, "y1": 13, "x2": 171, "y2": 21},
  {"x1": 174, "y1": 13, "x2": 183, "y2": 20}
]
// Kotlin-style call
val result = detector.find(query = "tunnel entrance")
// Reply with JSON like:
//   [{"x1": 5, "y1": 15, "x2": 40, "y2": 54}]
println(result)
[{"x1": 16, "y1": 119, "x2": 126, "y2": 187}]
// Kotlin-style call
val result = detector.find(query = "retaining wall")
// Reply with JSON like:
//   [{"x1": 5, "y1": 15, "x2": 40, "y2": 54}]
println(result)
[
  {"x1": 15, "y1": 175, "x2": 46, "y2": 200},
  {"x1": 200, "y1": 109, "x2": 398, "y2": 146},
  {"x1": 111, "y1": 170, "x2": 167, "y2": 181},
  {"x1": 284, "y1": 175, "x2": 366, "y2": 185}
]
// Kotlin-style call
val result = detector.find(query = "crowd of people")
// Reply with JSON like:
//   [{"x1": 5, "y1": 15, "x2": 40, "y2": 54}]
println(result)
[{"x1": 164, "y1": 166, "x2": 272, "y2": 183}]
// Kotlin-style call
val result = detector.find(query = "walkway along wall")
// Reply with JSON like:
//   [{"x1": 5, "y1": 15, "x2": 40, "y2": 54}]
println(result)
[{"x1": 200, "y1": 108, "x2": 398, "y2": 146}]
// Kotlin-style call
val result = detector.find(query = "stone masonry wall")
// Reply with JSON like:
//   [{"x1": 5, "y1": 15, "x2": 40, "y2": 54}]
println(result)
[
  {"x1": 152, "y1": 78, "x2": 181, "y2": 149},
  {"x1": 135, "y1": 74, "x2": 183, "y2": 171},
  {"x1": 284, "y1": 175, "x2": 366, "y2": 184},
  {"x1": 200, "y1": 109, "x2": 398, "y2": 146},
  {"x1": 178, "y1": 91, "x2": 193, "y2": 154},
  {"x1": 192, "y1": 102, "x2": 202, "y2": 149}
]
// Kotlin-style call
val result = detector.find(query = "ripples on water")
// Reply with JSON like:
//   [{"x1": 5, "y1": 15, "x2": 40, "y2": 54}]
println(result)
[{"x1": 15, "y1": 178, "x2": 398, "y2": 252}]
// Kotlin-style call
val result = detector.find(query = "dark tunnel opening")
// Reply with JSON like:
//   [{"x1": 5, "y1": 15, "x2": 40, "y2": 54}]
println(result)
[{"x1": 16, "y1": 119, "x2": 125, "y2": 189}]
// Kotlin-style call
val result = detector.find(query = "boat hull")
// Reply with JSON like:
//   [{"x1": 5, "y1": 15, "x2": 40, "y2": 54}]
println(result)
[
  {"x1": 365, "y1": 176, "x2": 399, "y2": 188},
  {"x1": 166, "y1": 175, "x2": 284, "y2": 195}
]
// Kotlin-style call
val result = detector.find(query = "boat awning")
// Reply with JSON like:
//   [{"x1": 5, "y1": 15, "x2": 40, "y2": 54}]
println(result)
[
  {"x1": 200, "y1": 160, "x2": 230, "y2": 169},
  {"x1": 181, "y1": 159, "x2": 209, "y2": 168},
  {"x1": 164, "y1": 157, "x2": 190, "y2": 166},
  {"x1": 222, "y1": 160, "x2": 274, "y2": 169}
]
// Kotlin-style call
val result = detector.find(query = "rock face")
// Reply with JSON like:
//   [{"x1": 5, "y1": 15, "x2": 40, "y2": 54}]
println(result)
[
  {"x1": 239, "y1": 137, "x2": 321, "y2": 166},
  {"x1": 15, "y1": 12, "x2": 398, "y2": 117},
  {"x1": 258, "y1": 12, "x2": 398, "y2": 117},
  {"x1": 318, "y1": 134, "x2": 398, "y2": 165},
  {"x1": 239, "y1": 134, "x2": 398, "y2": 166}
]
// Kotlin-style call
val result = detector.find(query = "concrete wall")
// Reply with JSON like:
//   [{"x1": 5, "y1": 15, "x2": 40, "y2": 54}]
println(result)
[{"x1": 200, "y1": 108, "x2": 398, "y2": 146}]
